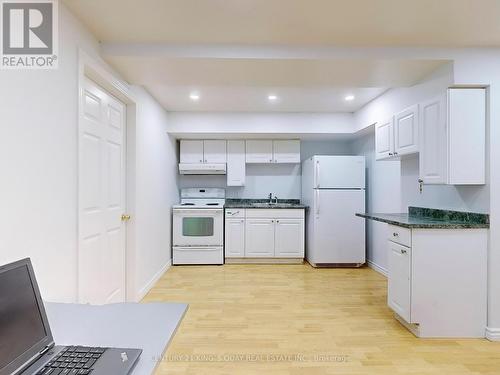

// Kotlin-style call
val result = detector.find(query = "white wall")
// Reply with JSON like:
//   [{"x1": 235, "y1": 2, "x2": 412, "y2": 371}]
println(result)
[
  {"x1": 178, "y1": 139, "x2": 353, "y2": 199},
  {"x1": 0, "y1": 4, "x2": 177, "y2": 302},
  {"x1": 169, "y1": 112, "x2": 355, "y2": 137},
  {"x1": 131, "y1": 88, "x2": 178, "y2": 298},
  {"x1": 350, "y1": 133, "x2": 401, "y2": 274},
  {"x1": 401, "y1": 155, "x2": 489, "y2": 213}
]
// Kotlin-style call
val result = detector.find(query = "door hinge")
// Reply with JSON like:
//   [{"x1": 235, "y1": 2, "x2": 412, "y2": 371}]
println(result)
[{"x1": 39, "y1": 346, "x2": 51, "y2": 356}]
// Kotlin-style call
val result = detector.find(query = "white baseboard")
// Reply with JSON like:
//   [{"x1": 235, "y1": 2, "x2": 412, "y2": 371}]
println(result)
[
  {"x1": 486, "y1": 327, "x2": 500, "y2": 341},
  {"x1": 136, "y1": 260, "x2": 171, "y2": 302},
  {"x1": 367, "y1": 260, "x2": 388, "y2": 277}
]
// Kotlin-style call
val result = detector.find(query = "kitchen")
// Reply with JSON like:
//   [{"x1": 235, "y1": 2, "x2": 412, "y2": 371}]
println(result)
[
  {"x1": 171, "y1": 79, "x2": 489, "y2": 339},
  {"x1": 3, "y1": 2, "x2": 500, "y2": 374}
]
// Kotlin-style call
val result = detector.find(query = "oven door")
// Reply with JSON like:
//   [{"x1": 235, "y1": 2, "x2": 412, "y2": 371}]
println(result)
[{"x1": 173, "y1": 208, "x2": 223, "y2": 247}]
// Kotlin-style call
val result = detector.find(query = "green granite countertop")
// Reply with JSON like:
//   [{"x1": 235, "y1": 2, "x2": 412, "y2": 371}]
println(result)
[
  {"x1": 356, "y1": 207, "x2": 489, "y2": 229},
  {"x1": 225, "y1": 199, "x2": 307, "y2": 209}
]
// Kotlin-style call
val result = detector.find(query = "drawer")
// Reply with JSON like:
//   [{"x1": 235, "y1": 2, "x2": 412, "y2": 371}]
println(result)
[
  {"x1": 225, "y1": 208, "x2": 245, "y2": 218},
  {"x1": 245, "y1": 209, "x2": 305, "y2": 219},
  {"x1": 388, "y1": 225, "x2": 411, "y2": 247}
]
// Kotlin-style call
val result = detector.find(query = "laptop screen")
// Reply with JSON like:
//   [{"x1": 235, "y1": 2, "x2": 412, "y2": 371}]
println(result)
[{"x1": 0, "y1": 262, "x2": 49, "y2": 372}]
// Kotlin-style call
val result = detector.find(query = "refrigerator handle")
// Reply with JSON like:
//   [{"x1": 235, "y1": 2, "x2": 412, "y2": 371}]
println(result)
[
  {"x1": 315, "y1": 190, "x2": 320, "y2": 215},
  {"x1": 315, "y1": 160, "x2": 320, "y2": 188}
]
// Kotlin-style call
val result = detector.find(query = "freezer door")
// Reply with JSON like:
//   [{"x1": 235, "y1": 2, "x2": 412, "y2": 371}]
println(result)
[
  {"x1": 314, "y1": 156, "x2": 365, "y2": 189},
  {"x1": 309, "y1": 189, "x2": 366, "y2": 265}
]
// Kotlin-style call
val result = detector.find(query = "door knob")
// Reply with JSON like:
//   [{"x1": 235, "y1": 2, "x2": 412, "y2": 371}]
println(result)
[{"x1": 121, "y1": 214, "x2": 131, "y2": 221}]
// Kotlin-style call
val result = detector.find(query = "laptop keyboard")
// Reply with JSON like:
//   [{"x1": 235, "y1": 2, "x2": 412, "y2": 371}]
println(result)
[{"x1": 35, "y1": 346, "x2": 108, "y2": 375}]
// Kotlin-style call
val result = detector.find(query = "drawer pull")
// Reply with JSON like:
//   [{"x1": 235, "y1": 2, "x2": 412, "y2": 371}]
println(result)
[
  {"x1": 393, "y1": 232, "x2": 399, "y2": 237},
  {"x1": 401, "y1": 249, "x2": 407, "y2": 254}
]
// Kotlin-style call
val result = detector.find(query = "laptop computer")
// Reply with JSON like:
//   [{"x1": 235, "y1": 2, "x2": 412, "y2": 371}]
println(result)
[{"x1": 0, "y1": 258, "x2": 142, "y2": 375}]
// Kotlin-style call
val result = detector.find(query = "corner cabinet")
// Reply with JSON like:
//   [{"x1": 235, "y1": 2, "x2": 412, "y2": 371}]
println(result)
[
  {"x1": 225, "y1": 208, "x2": 305, "y2": 262},
  {"x1": 375, "y1": 105, "x2": 418, "y2": 160},
  {"x1": 375, "y1": 117, "x2": 395, "y2": 160}
]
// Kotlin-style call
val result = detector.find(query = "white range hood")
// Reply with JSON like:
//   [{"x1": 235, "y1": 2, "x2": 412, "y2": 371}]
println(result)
[{"x1": 178, "y1": 163, "x2": 226, "y2": 175}]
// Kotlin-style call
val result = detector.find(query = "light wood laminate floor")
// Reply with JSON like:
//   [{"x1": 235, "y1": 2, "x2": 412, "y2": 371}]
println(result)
[{"x1": 143, "y1": 264, "x2": 500, "y2": 374}]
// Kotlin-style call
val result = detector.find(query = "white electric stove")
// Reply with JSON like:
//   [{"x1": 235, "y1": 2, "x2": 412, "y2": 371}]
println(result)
[{"x1": 172, "y1": 188, "x2": 225, "y2": 265}]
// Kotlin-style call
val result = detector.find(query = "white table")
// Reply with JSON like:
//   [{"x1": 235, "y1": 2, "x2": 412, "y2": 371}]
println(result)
[{"x1": 44, "y1": 302, "x2": 188, "y2": 375}]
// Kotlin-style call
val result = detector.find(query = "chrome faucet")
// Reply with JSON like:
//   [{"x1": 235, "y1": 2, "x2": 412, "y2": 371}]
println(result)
[{"x1": 268, "y1": 193, "x2": 279, "y2": 205}]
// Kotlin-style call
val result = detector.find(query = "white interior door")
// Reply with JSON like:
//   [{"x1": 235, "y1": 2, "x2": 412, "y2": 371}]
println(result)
[{"x1": 79, "y1": 78, "x2": 127, "y2": 304}]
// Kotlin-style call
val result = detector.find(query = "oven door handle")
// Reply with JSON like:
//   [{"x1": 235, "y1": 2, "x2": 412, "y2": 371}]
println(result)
[{"x1": 173, "y1": 209, "x2": 222, "y2": 214}]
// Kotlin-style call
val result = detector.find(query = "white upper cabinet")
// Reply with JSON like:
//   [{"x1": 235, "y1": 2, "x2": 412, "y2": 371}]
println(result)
[
  {"x1": 417, "y1": 88, "x2": 486, "y2": 186},
  {"x1": 246, "y1": 140, "x2": 300, "y2": 163},
  {"x1": 203, "y1": 140, "x2": 226, "y2": 163},
  {"x1": 419, "y1": 95, "x2": 447, "y2": 185},
  {"x1": 180, "y1": 140, "x2": 226, "y2": 164},
  {"x1": 448, "y1": 88, "x2": 486, "y2": 185},
  {"x1": 227, "y1": 140, "x2": 246, "y2": 186},
  {"x1": 273, "y1": 140, "x2": 301, "y2": 163},
  {"x1": 180, "y1": 140, "x2": 204, "y2": 163},
  {"x1": 394, "y1": 104, "x2": 419, "y2": 156},
  {"x1": 245, "y1": 140, "x2": 273, "y2": 163},
  {"x1": 375, "y1": 117, "x2": 395, "y2": 160}
]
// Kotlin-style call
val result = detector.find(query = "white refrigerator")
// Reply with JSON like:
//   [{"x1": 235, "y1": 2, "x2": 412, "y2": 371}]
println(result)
[{"x1": 301, "y1": 156, "x2": 366, "y2": 266}]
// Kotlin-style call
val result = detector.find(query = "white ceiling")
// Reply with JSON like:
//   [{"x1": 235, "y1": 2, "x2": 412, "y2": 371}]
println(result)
[
  {"x1": 64, "y1": 0, "x2": 500, "y2": 47},
  {"x1": 145, "y1": 86, "x2": 387, "y2": 112},
  {"x1": 63, "y1": 0, "x2": 473, "y2": 112}
]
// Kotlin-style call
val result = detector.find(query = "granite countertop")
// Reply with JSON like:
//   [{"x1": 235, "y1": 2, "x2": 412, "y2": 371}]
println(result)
[
  {"x1": 356, "y1": 206, "x2": 489, "y2": 229},
  {"x1": 224, "y1": 198, "x2": 308, "y2": 209}
]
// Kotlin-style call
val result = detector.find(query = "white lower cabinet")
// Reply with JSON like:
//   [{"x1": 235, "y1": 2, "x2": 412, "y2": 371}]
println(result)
[
  {"x1": 385, "y1": 224, "x2": 487, "y2": 338},
  {"x1": 224, "y1": 218, "x2": 245, "y2": 257},
  {"x1": 225, "y1": 209, "x2": 305, "y2": 260},
  {"x1": 274, "y1": 219, "x2": 305, "y2": 257},
  {"x1": 245, "y1": 219, "x2": 275, "y2": 257},
  {"x1": 387, "y1": 241, "x2": 411, "y2": 323}
]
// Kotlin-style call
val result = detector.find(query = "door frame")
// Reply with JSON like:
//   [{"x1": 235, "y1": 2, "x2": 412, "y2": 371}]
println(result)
[{"x1": 77, "y1": 49, "x2": 138, "y2": 302}]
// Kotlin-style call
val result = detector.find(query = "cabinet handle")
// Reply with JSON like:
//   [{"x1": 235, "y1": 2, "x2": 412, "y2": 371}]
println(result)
[
  {"x1": 241, "y1": 220, "x2": 244, "y2": 223},
  {"x1": 401, "y1": 249, "x2": 407, "y2": 254},
  {"x1": 389, "y1": 153, "x2": 393, "y2": 156},
  {"x1": 199, "y1": 159, "x2": 203, "y2": 162},
  {"x1": 393, "y1": 232, "x2": 399, "y2": 237},
  {"x1": 394, "y1": 152, "x2": 398, "y2": 155},
  {"x1": 276, "y1": 220, "x2": 280, "y2": 223},
  {"x1": 269, "y1": 159, "x2": 273, "y2": 162}
]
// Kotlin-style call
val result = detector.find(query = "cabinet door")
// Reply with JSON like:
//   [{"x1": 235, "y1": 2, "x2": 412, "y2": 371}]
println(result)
[
  {"x1": 274, "y1": 219, "x2": 304, "y2": 258},
  {"x1": 394, "y1": 104, "x2": 419, "y2": 156},
  {"x1": 448, "y1": 88, "x2": 486, "y2": 185},
  {"x1": 273, "y1": 140, "x2": 300, "y2": 163},
  {"x1": 225, "y1": 218, "x2": 245, "y2": 258},
  {"x1": 227, "y1": 140, "x2": 245, "y2": 186},
  {"x1": 245, "y1": 218, "x2": 275, "y2": 257},
  {"x1": 419, "y1": 95, "x2": 447, "y2": 184},
  {"x1": 203, "y1": 140, "x2": 226, "y2": 163},
  {"x1": 375, "y1": 117, "x2": 395, "y2": 160},
  {"x1": 180, "y1": 140, "x2": 204, "y2": 163},
  {"x1": 388, "y1": 241, "x2": 411, "y2": 323},
  {"x1": 245, "y1": 140, "x2": 273, "y2": 163}
]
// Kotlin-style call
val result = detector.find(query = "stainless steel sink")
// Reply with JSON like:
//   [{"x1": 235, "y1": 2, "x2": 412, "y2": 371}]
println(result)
[{"x1": 251, "y1": 202, "x2": 295, "y2": 207}]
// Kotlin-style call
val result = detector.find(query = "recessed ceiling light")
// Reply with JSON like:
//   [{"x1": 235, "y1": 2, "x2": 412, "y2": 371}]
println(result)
[
  {"x1": 345, "y1": 95, "x2": 355, "y2": 101},
  {"x1": 189, "y1": 93, "x2": 200, "y2": 101},
  {"x1": 268, "y1": 95, "x2": 278, "y2": 101}
]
